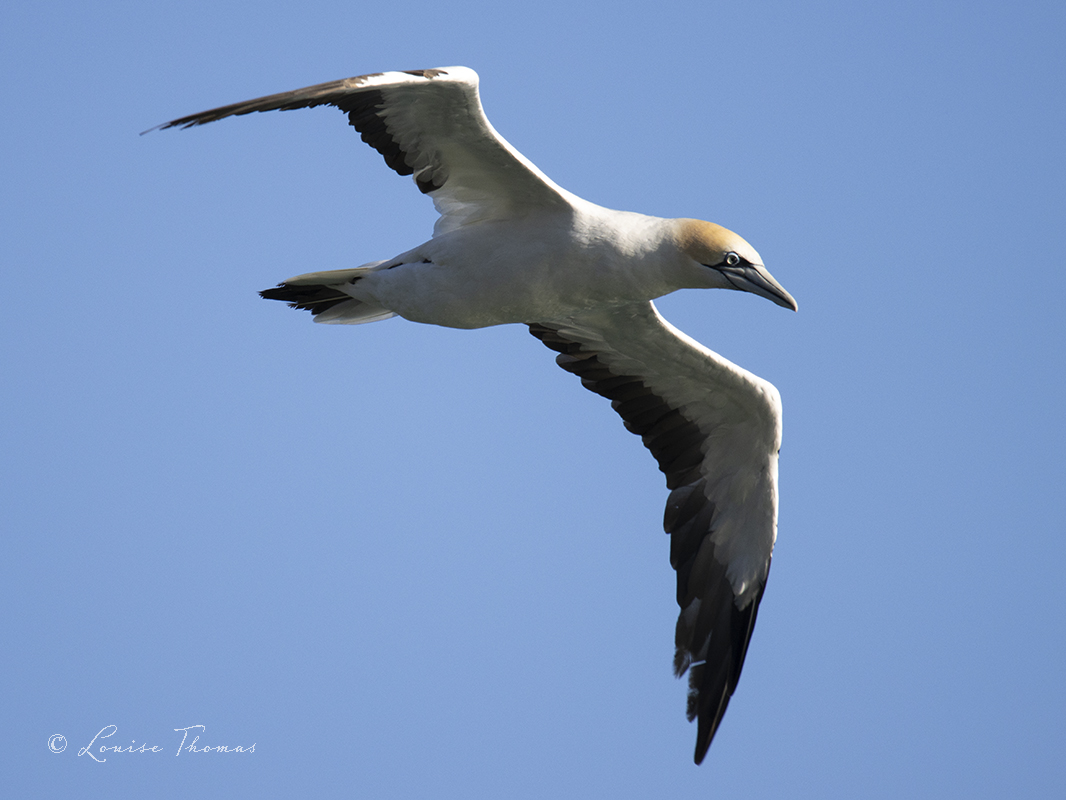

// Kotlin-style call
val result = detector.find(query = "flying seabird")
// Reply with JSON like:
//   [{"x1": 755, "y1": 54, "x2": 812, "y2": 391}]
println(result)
[{"x1": 150, "y1": 66, "x2": 796, "y2": 764}]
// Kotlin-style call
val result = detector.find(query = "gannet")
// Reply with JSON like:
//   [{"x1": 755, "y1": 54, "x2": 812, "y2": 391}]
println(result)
[{"x1": 150, "y1": 66, "x2": 797, "y2": 765}]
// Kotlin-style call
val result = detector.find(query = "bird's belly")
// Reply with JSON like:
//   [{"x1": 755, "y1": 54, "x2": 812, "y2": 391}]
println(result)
[
  {"x1": 361, "y1": 260, "x2": 642, "y2": 328},
  {"x1": 355, "y1": 225, "x2": 667, "y2": 329}
]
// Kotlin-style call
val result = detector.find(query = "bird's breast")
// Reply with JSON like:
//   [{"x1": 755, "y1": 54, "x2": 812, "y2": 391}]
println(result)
[{"x1": 357, "y1": 213, "x2": 679, "y2": 328}]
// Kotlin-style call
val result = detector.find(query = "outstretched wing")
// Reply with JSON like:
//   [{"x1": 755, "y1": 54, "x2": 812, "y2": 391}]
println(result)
[
  {"x1": 148, "y1": 66, "x2": 573, "y2": 234},
  {"x1": 529, "y1": 302, "x2": 782, "y2": 764}
]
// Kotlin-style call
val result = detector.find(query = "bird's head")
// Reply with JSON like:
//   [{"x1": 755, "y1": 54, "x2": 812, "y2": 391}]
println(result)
[{"x1": 673, "y1": 219, "x2": 797, "y2": 311}]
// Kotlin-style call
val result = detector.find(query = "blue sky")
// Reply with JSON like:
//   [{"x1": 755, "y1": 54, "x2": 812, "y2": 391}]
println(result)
[{"x1": 3, "y1": 1, "x2": 1064, "y2": 797}]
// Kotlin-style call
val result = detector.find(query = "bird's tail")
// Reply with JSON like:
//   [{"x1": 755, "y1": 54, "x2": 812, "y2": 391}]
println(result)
[{"x1": 259, "y1": 263, "x2": 396, "y2": 325}]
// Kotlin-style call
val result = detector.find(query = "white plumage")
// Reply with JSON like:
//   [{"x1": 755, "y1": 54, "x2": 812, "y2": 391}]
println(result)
[{"x1": 152, "y1": 66, "x2": 796, "y2": 764}]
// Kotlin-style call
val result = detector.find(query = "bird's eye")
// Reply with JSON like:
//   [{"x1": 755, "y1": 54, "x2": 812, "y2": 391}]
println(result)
[{"x1": 724, "y1": 252, "x2": 741, "y2": 267}]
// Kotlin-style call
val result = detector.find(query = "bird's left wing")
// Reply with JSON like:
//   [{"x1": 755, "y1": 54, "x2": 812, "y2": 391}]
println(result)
[
  {"x1": 529, "y1": 301, "x2": 782, "y2": 764},
  {"x1": 147, "y1": 67, "x2": 573, "y2": 234}
]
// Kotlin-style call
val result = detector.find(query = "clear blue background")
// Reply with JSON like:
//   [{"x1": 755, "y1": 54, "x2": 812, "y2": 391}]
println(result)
[{"x1": 3, "y1": 1, "x2": 1064, "y2": 797}]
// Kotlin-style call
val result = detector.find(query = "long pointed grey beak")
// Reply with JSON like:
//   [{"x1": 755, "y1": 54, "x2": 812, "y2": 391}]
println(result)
[{"x1": 718, "y1": 264, "x2": 798, "y2": 311}]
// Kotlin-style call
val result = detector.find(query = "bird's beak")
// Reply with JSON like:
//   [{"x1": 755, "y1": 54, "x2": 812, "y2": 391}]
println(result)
[{"x1": 718, "y1": 263, "x2": 798, "y2": 311}]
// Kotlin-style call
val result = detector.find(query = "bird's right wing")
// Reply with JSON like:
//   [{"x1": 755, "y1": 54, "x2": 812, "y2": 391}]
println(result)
[
  {"x1": 529, "y1": 301, "x2": 783, "y2": 764},
  {"x1": 148, "y1": 67, "x2": 574, "y2": 234}
]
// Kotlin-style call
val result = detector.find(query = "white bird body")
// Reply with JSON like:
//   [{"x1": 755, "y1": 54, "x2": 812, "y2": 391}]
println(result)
[
  {"x1": 343, "y1": 212, "x2": 728, "y2": 328},
  {"x1": 152, "y1": 65, "x2": 796, "y2": 765}
]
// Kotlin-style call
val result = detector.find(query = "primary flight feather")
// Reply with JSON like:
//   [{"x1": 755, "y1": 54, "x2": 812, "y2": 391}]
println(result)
[{"x1": 151, "y1": 66, "x2": 796, "y2": 764}]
